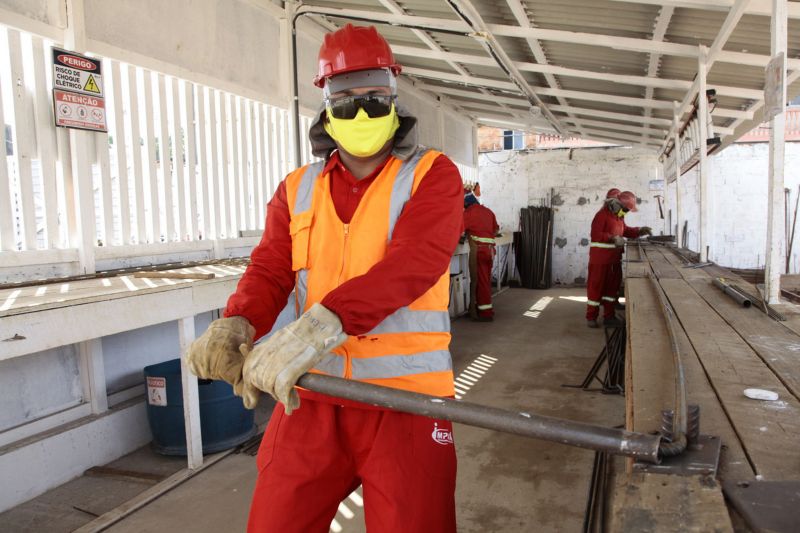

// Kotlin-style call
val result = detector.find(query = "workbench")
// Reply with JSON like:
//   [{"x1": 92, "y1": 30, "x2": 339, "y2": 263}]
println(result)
[{"x1": 615, "y1": 242, "x2": 800, "y2": 532}]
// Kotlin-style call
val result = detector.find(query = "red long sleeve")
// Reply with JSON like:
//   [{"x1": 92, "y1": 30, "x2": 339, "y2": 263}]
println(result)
[
  {"x1": 590, "y1": 208, "x2": 615, "y2": 244},
  {"x1": 322, "y1": 154, "x2": 464, "y2": 334},
  {"x1": 623, "y1": 223, "x2": 641, "y2": 239},
  {"x1": 224, "y1": 181, "x2": 295, "y2": 339}
]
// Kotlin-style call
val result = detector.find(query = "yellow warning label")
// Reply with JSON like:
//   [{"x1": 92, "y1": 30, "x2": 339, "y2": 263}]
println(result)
[{"x1": 83, "y1": 74, "x2": 100, "y2": 94}]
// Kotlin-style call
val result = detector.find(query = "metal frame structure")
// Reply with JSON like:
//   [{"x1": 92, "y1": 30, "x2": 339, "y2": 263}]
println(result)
[{"x1": 292, "y1": 0, "x2": 797, "y2": 299}]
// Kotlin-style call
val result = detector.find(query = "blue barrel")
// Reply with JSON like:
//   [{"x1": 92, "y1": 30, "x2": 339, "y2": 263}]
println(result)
[{"x1": 143, "y1": 358, "x2": 256, "y2": 455}]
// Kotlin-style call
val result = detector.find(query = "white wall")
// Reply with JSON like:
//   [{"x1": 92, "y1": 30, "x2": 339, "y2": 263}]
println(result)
[
  {"x1": 86, "y1": 0, "x2": 284, "y2": 105},
  {"x1": 665, "y1": 142, "x2": 800, "y2": 271},
  {"x1": 479, "y1": 146, "x2": 663, "y2": 285}
]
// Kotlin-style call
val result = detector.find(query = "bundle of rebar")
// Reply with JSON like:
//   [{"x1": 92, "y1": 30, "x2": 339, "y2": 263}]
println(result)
[{"x1": 514, "y1": 206, "x2": 554, "y2": 289}]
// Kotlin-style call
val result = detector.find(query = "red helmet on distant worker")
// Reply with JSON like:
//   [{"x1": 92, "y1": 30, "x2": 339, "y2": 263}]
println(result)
[
  {"x1": 314, "y1": 24, "x2": 402, "y2": 88},
  {"x1": 606, "y1": 188, "x2": 621, "y2": 199},
  {"x1": 618, "y1": 191, "x2": 638, "y2": 212}
]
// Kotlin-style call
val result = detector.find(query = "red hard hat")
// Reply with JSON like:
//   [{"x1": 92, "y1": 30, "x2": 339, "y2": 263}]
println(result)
[
  {"x1": 606, "y1": 188, "x2": 621, "y2": 199},
  {"x1": 618, "y1": 191, "x2": 638, "y2": 212},
  {"x1": 314, "y1": 24, "x2": 402, "y2": 88}
]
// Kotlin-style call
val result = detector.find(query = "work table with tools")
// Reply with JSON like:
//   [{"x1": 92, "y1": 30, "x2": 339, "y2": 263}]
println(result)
[{"x1": 612, "y1": 241, "x2": 800, "y2": 533}]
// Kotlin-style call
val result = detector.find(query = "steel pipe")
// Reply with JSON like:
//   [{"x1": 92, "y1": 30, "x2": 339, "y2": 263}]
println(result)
[
  {"x1": 297, "y1": 373, "x2": 661, "y2": 463},
  {"x1": 712, "y1": 277, "x2": 752, "y2": 308}
]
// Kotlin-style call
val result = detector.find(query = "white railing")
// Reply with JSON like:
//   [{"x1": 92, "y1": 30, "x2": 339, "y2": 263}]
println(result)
[{"x1": 0, "y1": 24, "x2": 316, "y2": 270}]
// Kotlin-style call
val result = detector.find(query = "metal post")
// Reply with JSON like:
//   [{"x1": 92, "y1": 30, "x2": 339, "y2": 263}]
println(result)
[
  {"x1": 674, "y1": 101, "x2": 682, "y2": 248},
  {"x1": 766, "y1": 0, "x2": 788, "y2": 304},
  {"x1": 697, "y1": 45, "x2": 710, "y2": 263},
  {"x1": 64, "y1": 0, "x2": 96, "y2": 274},
  {"x1": 285, "y1": 2, "x2": 301, "y2": 170},
  {"x1": 179, "y1": 316, "x2": 203, "y2": 469}
]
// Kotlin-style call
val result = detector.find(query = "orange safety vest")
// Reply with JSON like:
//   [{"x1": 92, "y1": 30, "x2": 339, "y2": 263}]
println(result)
[{"x1": 284, "y1": 148, "x2": 455, "y2": 397}]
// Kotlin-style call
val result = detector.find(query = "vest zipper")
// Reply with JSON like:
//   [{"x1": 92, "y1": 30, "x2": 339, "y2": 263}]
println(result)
[
  {"x1": 340, "y1": 223, "x2": 352, "y2": 379},
  {"x1": 337, "y1": 223, "x2": 350, "y2": 286}
]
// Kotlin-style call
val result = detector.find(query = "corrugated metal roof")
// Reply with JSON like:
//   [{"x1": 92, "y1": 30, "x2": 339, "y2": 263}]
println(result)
[{"x1": 299, "y1": 0, "x2": 800, "y2": 152}]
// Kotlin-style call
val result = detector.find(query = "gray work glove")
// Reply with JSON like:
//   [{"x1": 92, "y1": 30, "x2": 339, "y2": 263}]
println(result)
[
  {"x1": 639, "y1": 226, "x2": 653, "y2": 237},
  {"x1": 612, "y1": 235, "x2": 625, "y2": 247},
  {"x1": 185, "y1": 316, "x2": 260, "y2": 408},
  {"x1": 242, "y1": 303, "x2": 347, "y2": 415}
]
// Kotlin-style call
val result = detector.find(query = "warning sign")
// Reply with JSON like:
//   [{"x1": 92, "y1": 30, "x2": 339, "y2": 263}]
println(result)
[
  {"x1": 84, "y1": 74, "x2": 101, "y2": 94},
  {"x1": 51, "y1": 47, "x2": 107, "y2": 132},
  {"x1": 53, "y1": 89, "x2": 107, "y2": 132},
  {"x1": 52, "y1": 47, "x2": 103, "y2": 97},
  {"x1": 147, "y1": 376, "x2": 168, "y2": 406}
]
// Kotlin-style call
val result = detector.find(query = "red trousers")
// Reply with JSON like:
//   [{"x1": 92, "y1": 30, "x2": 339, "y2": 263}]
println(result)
[
  {"x1": 469, "y1": 242, "x2": 495, "y2": 318},
  {"x1": 248, "y1": 399, "x2": 457, "y2": 532},
  {"x1": 585, "y1": 261, "x2": 622, "y2": 320}
]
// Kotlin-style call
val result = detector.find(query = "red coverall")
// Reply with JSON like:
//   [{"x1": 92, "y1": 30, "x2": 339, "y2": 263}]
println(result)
[
  {"x1": 463, "y1": 203, "x2": 499, "y2": 319},
  {"x1": 225, "y1": 151, "x2": 464, "y2": 532},
  {"x1": 586, "y1": 205, "x2": 640, "y2": 321}
]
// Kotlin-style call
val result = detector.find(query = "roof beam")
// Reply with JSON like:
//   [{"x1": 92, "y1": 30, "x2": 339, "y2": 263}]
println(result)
[
  {"x1": 563, "y1": 117, "x2": 668, "y2": 135},
  {"x1": 581, "y1": 129, "x2": 663, "y2": 147},
  {"x1": 403, "y1": 66, "x2": 755, "y2": 117},
  {"x1": 299, "y1": 5, "x2": 799, "y2": 69},
  {"x1": 442, "y1": 0, "x2": 567, "y2": 134},
  {"x1": 551, "y1": 104, "x2": 673, "y2": 126},
  {"x1": 608, "y1": 0, "x2": 800, "y2": 19},
  {"x1": 374, "y1": 0, "x2": 509, "y2": 120},
  {"x1": 504, "y1": 0, "x2": 588, "y2": 137},
  {"x1": 642, "y1": 7, "x2": 675, "y2": 141},
  {"x1": 660, "y1": 0, "x2": 752, "y2": 153},
  {"x1": 392, "y1": 44, "x2": 762, "y2": 99}
]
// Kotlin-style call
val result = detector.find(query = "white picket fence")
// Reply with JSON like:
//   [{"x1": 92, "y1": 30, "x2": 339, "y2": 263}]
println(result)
[{"x1": 0, "y1": 24, "x2": 316, "y2": 262}]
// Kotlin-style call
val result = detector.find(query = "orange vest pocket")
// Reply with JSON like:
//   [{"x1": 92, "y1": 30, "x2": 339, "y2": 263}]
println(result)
[{"x1": 289, "y1": 211, "x2": 314, "y2": 271}]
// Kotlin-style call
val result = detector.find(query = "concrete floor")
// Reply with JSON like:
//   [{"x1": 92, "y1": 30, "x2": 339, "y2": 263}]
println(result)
[
  {"x1": 106, "y1": 287, "x2": 624, "y2": 532},
  {"x1": 2, "y1": 287, "x2": 625, "y2": 532}
]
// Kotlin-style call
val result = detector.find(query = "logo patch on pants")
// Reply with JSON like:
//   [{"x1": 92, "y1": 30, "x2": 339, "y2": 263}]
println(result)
[{"x1": 431, "y1": 422, "x2": 454, "y2": 445}]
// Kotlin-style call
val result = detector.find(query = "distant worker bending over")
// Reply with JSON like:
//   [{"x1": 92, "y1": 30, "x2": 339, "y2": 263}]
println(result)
[
  {"x1": 463, "y1": 182, "x2": 500, "y2": 321},
  {"x1": 186, "y1": 23, "x2": 463, "y2": 532},
  {"x1": 586, "y1": 189, "x2": 651, "y2": 328}
]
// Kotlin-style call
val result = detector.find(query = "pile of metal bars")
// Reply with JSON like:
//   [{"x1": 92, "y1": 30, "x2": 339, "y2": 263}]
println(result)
[{"x1": 514, "y1": 206, "x2": 554, "y2": 289}]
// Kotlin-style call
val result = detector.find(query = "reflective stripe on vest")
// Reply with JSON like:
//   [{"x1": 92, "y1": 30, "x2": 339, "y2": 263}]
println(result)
[
  {"x1": 351, "y1": 350, "x2": 452, "y2": 380},
  {"x1": 388, "y1": 149, "x2": 428, "y2": 240},
  {"x1": 366, "y1": 307, "x2": 450, "y2": 335},
  {"x1": 294, "y1": 161, "x2": 325, "y2": 213},
  {"x1": 590, "y1": 241, "x2": 616, "y2": 249},
  {"x1": 470, "y1": 235, "x2": 496, "y2": 245}
]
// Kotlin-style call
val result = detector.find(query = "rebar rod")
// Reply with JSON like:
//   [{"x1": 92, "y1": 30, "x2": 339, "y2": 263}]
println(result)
[
  {"x1": 647, "y1": 272, "x2": 689, "y2": 457},
  {"x1": 298, "y1": 373, "x2": 661, "y2": 462}
]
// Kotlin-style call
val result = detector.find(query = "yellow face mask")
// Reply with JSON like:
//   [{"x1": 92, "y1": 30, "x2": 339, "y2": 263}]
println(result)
[
  {"x1": 616, "y1": 209, "x2": 627, "y2": 218},
  {"x1": 324, "y1": 106, "x2": 400, "y2": 158}
]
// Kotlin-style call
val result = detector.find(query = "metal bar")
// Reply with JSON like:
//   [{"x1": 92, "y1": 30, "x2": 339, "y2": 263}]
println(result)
[
  {"x1": 647, "y1": 271, "x2": 688, "y2": 456},
  {"x1": 297, "y1": 373, "x2": 661, "y2": 462},
  {"x1": 712, "y1": 277, "x2": 753, "y2": 307}
]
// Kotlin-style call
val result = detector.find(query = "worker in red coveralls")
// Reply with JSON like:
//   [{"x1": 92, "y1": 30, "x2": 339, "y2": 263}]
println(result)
[
  {"x1": 463, "y1": 182, "x2": 500, "y2": 321},
  {"x1": 586, "y1": 190, "x2": 651, "y2": 328},
  {"x1": 185, "y1": 24, "x2": 462, "y2": 533}
]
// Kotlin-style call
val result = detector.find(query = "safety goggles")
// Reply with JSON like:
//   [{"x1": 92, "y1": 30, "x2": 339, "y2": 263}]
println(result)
[{"x1": 325, "y1": 94, "x2": 396, "y2": 120}]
